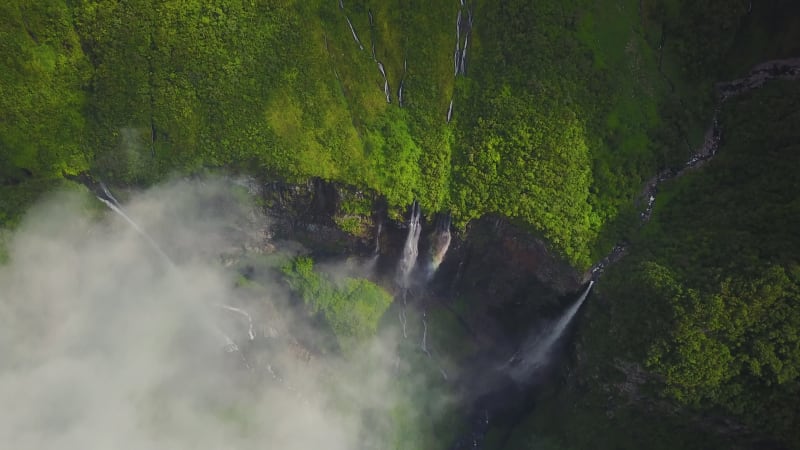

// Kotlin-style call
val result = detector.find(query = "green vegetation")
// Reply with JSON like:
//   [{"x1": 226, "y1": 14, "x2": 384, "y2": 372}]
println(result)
[
  {"x1": 577, "y1": 81, "x2": 800, "y2": 448},
  {"x1": 452, "y1": 0, "x2": 668, "y2": 267},
  {"x1": 1, "y1": 0, "x2": 740, "y2": 267},
  {"x1": 0, "y1": 1, "x2": 91, "y2": 179},
  {"x1": 282, "y1": 256, "x2": 392, "y2": 349},
  {"x1": 1, "y1": 0, "x2": 799, "y2": 447},
  {"x1": 497, "y1": 384, "x2": 733, "y2": 450}
]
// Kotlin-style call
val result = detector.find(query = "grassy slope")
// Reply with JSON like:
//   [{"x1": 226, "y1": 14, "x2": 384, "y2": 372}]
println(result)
[{"x1": 1, "y1": 0, "x2": 697, "y2": 269}]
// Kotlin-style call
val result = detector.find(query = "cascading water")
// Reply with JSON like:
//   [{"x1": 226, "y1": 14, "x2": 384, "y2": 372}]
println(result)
[
  {"x1": 452, "y1": 282, "x2": 595, "y2": 449},
  {"x1": 95, "y1": 197, "x2": 172, "y2": 265},
  {"x1": 387, "y1": 204, "x2": 449, "y2": 379},
  {"x1": 396, "y1": 200, "x2": 422, "y2": 290},
  {"x1": 420, "y1": 310, "x2": 431, "y2": 357},
  {"x1": 591, "y1": 57, "x2": 800, "y2": 279},
  {"x1": 216, "y1": 303, "x2": 256, "y2": 341},
  {"x1": 360, "y1": 222, "x2": 381, "y2": 271},
  {"x1": 454, "y1": 1, "x2": 473, "y2": 77},
  {"x1": 99, "y1": 181, "x2": 120, "y2": 206},
  {"x1": 426, "y1": 213, "x2": 452, "y2": 279},
  {"x1": 95, "y1": 183, "x2": 253, "y2": 362},
  {"x1": 446, "y1": 98, "x2": 454, "y2": 123},
  {"x1": 505, "y1": 281, "x2": 594, "y2": 383},
  {"x1": 398, "y1": 57, "x2": 407, "y2": 107},
  {"x1": 399, "y1": 308, "x2": 408, "y2": 338},
  {"x1": 455, "y1": 56, "x2": 800, "y2": 450},
  {"x1": 345, "y1": 16, "x2": 363, "y2": 50},
  {"x1": 395, "y1": 202, "x2": 421, "y2": 340}
]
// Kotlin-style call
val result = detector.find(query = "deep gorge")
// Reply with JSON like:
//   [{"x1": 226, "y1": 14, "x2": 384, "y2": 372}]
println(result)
[{"x1": 1, "y1": 1, "x2": 800, "y2": 449}]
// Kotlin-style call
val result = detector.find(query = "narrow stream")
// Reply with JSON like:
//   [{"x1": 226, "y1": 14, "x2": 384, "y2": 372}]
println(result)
[{"x1": 590, "y1": 57, "x2": 800, "y2": 280}]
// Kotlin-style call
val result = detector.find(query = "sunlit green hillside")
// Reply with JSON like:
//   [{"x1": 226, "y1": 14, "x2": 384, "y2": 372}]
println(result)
[{"x1": 1, "y1": 0, "x2": 792, "y2": 265}]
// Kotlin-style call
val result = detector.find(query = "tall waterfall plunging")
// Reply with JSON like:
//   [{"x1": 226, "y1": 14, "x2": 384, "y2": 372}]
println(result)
[
  {"x1": 506, "y1": 281, "x2": 594, "y2": 383},
  {"x1": 426, "y1": 213, "x2": 452, "y2": 279},
  {"x1": 396, "y1": 201, "x2": 422, "y2": 289}
]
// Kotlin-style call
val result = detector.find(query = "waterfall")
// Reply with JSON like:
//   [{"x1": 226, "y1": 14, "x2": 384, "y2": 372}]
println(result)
[
  {"x1": 590, "y1": 58, "x2": 800, "y2": 281},
  {"x1": 399, "y1": 308, "x2": 408, "y2": 338},
  {"x1": 397, "y1": 79, "x2": 404, "y2": 107},
  {"x1": 99, "y1": 181, "x2": 120, "y2": 206},
  {"x1": 216, "y1": 303, "x2": 256, "y2": 341},
  {"x1": 456, "y1": 10, "x2": 462, "y2": 44},
  {"x1": 446, "y1": 98, "x2": 454, "y2": 123},
  {"x1": 395, "y1": 202, "x2": 420, "y2": 342},
  {"x1": 96, "y1": 197, "x2": 172, "y2": 265},
  {"x1": 459, "y1": 33, "x2": 469, "y2": 74},
  {"x1": 506, "y1": 281, "x2": 594, "y2": 383},
  {"x1": 374, "y1": 222, "x2": 382, "y2": 255},
  {"x1": 399, "y1": 57, "x2": 407, "y2": 107},
  {"x1": 345, "y1": 16, "x2": 364, "y2": 50},
  {"x1": 95, "y1": 187, "x2": 249, "y2": 361},
  {"x1": 377, "y1": 61, "x2": 391, "y2": 103},
  {"x1": 453, "y1": 1, "x2": 473, "y2": 76},
  {"x1": 396, "y1": 201, "x2": 421, "y2": 289},
  {"x1": 454, "y1": 43, "x2": 460, "y2": 76},
  {"x1": 426, "y1": 213, "x2": 451, "y2": 279}
]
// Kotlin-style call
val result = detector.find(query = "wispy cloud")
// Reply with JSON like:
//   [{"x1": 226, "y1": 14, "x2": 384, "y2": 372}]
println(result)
[{"x1": 0, "y1": 179, "x2": 433, "y2": 450}]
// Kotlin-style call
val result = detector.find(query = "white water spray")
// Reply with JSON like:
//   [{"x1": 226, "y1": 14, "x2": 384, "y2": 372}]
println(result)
[
  {"x1": 395, "y1": 203, "x2": 420, "y2": 340},
  {"x1": 217, "y1": 303, "x2": 256, "y2": 341},
  {"x1": 96, "y1": 187, "x2": 247, "y2": 358},
  {"x1": 96, "y1": 197, "x2": 172, "y2": 264},
  {"x1": 446, "y1": 99, "x2": 454, "y2": 123},
  {"x1": 506, "y1": 281, "x2": 594, "y2": 383},
  {"x1": 396, "y1": 201, "x2": 421, "y2": 289},
  {"x1": 399, "y1": 308, "x2": 408, "y2": 339},
  {"x1": 345, "y1": 16, "x2": 364, "y2": 50},
  {"x1": 99, "y1": 181, "x2": 120, "y2": 206}
]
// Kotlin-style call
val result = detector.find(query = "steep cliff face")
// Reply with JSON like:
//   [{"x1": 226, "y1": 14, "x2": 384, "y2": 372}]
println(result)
[
  {"x1": 259, "y1": 178, "x2": 581, "y2": 325},
  {"x1": 253, "y1": 176, "x2": 589, "y2": 448},
  {"x1": 1, "y1": 0, "x2": 725, "y2": 269},
  {"x1": 512, "y1": 78, "x2": 800, "y2": 450},
  {"x1": 261, "y1": 179, "x2": 373, "y2": 256}
]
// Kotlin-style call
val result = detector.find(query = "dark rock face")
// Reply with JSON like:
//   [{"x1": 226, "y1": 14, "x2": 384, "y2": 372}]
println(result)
[
  {"x1": 465, "y1": 216, "x2": 581, "y2": 296},
  {"x1": 261, "y1": 178, "x2": 374, "y2": 256},
  {"x1": 430, "y1": 215, "x2": 582, "y2": 352}
]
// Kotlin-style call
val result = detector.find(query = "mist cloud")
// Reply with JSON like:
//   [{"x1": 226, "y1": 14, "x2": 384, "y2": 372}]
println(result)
[{"x1": 0, "y1": 179, "x2": 413, "y2": 450}]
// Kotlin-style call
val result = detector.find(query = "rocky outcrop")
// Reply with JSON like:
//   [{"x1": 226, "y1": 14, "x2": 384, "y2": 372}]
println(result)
[{"x1": 261, "y1": 178, "x2": 376, "y2": 256}]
